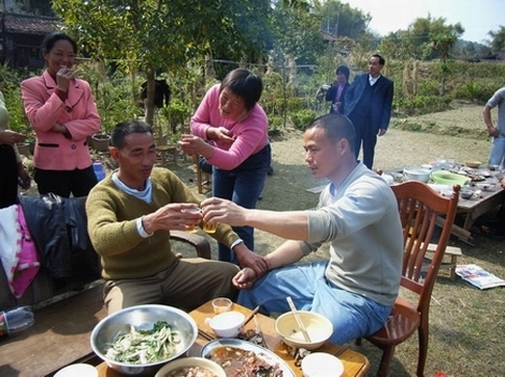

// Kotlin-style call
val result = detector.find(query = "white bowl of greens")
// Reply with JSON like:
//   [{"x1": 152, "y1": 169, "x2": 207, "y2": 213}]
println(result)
[{"x1": 90, "y1": 304, "x2": 198, "y2": 376}]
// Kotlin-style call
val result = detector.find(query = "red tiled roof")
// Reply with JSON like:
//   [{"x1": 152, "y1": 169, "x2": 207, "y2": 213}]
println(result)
[{"x1": 3, "y1": 13, "x2": 60, "y2": 35}]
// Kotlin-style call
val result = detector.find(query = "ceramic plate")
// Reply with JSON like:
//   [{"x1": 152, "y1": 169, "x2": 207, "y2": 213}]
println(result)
[{"x1": 201, "y1": 338, "x2": 296, "y2": 377}]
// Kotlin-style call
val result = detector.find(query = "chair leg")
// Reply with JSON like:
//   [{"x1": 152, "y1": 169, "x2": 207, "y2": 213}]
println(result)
[
  {"x1": 417, "y1": 324, "x2": 429, "y2": 377},
  {"x1": 376, "y1": 345, "x2": 396, "y2": 377}
]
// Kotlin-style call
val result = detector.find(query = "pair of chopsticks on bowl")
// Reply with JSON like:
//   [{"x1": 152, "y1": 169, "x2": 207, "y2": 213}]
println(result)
[{"x1": 286, "y1": 296, "x2": 312, "y2": 342}]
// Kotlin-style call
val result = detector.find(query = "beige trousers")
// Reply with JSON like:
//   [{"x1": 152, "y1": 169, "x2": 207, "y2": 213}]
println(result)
[{"x1": 103, "y1": 258, "x2": 239, "y2": 314}]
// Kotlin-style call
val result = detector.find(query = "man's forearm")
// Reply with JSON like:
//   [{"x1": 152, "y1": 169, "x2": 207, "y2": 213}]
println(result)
[{"x1": 243, "y1": 209, "x2": 308, "y2": 240}]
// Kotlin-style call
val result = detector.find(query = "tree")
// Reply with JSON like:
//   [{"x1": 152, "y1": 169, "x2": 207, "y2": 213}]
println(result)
[
  {"x1": 314, "y1": 0, "x2": 371, "y2": 40},
  {"x1": 403, "y1": 15, "x2": 463, "y2": 60},
  {"x1": 51, "y1": 0, "x2": 271, "y2": 129},
  {"x1": 488, "y1": 26, "x2": 505, "y2": 51}
]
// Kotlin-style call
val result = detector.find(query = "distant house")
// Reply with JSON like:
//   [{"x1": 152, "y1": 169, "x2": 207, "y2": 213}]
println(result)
[{"x1": 0, "y1": 13, "x2": 59, "y2": 69}]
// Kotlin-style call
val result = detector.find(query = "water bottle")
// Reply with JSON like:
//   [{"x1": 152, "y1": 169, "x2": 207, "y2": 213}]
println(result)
[
  {"x1": 93, "y1": 161, "x2": 106, "y2": 181},
  {"x1": 0, "y1": 306, "x2": 35, "y2": 336}
]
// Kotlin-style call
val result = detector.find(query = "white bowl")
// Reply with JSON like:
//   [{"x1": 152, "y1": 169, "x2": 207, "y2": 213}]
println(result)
[
  {"x1": 207, "y1": 311, "x2": 245, "y2": 338},
  {"x1": 275, "y1": 311, "x2": 333, "y2": 350},
  {"x1": 403, "y1": 167, "x2": 431, "y2": 183},
  {"x1": 301, "y1": 352, "x2": 344, "y2": 377},
  {"x1": 476, "y1": 183, "x2": 494, "y2": 191},
  {"x1": 54, "y1": 364, "x2": 98, "y2": 377},
  {"x1": 155, "y1": 357, "x2": 226, "y2": 377}
]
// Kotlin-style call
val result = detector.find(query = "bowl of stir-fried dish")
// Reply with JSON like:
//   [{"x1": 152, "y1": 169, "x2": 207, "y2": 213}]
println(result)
[{"x1": 90, "y1": 304, "x2": 198, "y2": 376}]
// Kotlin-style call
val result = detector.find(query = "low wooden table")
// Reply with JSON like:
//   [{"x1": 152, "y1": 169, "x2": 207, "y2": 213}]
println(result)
[{"x1": 95, "y1": 301, "x2": 370, "y2": 377}]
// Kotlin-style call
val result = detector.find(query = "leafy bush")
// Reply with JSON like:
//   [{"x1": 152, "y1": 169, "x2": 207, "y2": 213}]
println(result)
[{"x1": 290, "y1": 109, "x2": 316, "y2": 130}]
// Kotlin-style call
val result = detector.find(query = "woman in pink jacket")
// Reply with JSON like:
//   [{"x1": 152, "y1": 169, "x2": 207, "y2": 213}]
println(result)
[
  {"x1": 21, "y1": 32, "x2": 101, "y2": 197},
  {"x1": 180, "y1": 69, "x2": 271, "y2": 265}
]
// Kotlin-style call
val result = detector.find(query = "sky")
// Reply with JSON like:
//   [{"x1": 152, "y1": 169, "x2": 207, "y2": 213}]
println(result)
[{"x1": 344, "y1": 0, "x2": 505, "y2": 44}]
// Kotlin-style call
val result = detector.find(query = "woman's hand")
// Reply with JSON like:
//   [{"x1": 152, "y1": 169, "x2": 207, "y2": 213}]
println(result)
[
  {"x1": 0, "y1": 130, "x2": 25, "y2": 145},
  {"x1": 206, "y1": 127, "x2": 235, "y2": 143},
  {"x1": 179, "y1": 134, "x2": 214, "y2": 158}
]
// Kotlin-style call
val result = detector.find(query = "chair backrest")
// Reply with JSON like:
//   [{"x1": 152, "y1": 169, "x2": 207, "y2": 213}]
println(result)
[{"x1": 391, "y1": 181, "x2": 460, "y2": 315}]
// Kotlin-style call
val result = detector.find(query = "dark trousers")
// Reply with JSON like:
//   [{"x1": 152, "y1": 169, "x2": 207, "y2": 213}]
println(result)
[
  {"x1": 34, "y1": 165, "x2": 98, "y2": 198},
  {"x1": 0, "y1": 144, "x2": 19, "y2": 208},
  {"x1": 213, "y1": 144, "x2": 271, "y2": 263},
  {"x1": 349, "y1": 113, "x2": 377, "y2": 169}
]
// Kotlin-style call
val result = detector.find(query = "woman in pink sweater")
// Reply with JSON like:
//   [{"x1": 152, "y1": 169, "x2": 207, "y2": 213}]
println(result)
[{"x1": 180, "y1": 69, "x2": 271, "y2": 265}]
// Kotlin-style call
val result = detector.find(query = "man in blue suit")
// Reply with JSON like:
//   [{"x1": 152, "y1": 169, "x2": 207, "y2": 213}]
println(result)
[{"x1": 345, "y1": 54, "x2": 393, "y2": 169}]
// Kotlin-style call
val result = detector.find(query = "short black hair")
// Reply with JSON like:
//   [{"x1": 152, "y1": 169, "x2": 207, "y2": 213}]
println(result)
[
  {"x1": 306, "y1": 114, "x2": 356, "y2": 154},
  {"x1": 111, "y1": 120, "x2": 153, "y2": 150},
  {"x1": 335, "y1": 65, "x2": 350, "y2": 80},
  {"x1": 371, "y1": 54, "x2": 385, "y2": 66},
  {"x1": 41, "y1": 32, "x2": 78, "y2": 54},
  {"x1": 220, "y1": 68, "x2": 263, "y2": 111}
]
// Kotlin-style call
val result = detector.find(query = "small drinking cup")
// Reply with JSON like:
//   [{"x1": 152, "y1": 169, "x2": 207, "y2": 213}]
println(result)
[
  {"x1": 181, "y1": 207, "x2": 201, "y2": 233},
  {"x1": 203, "y1": 221, "x2": 217, "y2": 233},
  {"x1": 212, "y1": 297, "x2": 233, "y2": 314}
]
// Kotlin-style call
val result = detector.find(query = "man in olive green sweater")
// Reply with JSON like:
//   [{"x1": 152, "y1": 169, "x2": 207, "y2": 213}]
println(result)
[{"x1": 86, "y1": 120, "x2": 267, "y2": 314}]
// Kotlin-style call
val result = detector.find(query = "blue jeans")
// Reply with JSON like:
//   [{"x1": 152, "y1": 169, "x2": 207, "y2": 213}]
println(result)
[
  {"x1": 238, "y1": 262, "x2": 393, "y2": 345},
  {"x1": 213, "y1": 144, "x2": 271, "y2": 263},
  {"x1": 488, "y1": 134, "x2": 505, "y2": 168}
]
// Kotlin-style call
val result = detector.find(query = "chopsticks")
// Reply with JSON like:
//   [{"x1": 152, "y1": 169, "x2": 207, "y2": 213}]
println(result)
[
  {"x1": 253, "y1": 314, "x2": 269, "y2": 350},
  {"x1": 198, "y1": 328, "x2": 215, "y2": 341},
  {"x1": 243, "y1": 305, "x2": 260, "y2": 326},
  {"x1": 286, "y1": 296, "x2": 311, "y2": 343}
]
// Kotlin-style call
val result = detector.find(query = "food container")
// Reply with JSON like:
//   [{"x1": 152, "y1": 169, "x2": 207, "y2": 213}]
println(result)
[
  {"x1": 90, "y1": 304, "x2": 198, "y2": 376},
  {"x1": 403, "y1": 167, "x2": 431, "y2": 183},
  {"x1": 275, "y1": 311, "x2": 333, "y2": 350},
  {"x1": 154, "y1": 357, "x2": 226, "y2": 377},
  {"x1": 301, "y1": 352, "x2": 344, "y2": 377},
  {"x1": 459, "y1": 189, "x2": 474, "y2": 199},
  {"x1": 206, "y1": 311, "x2": 245, "y2": 338},
  {"x1": 465, "y1": 160, "x2": 482, "y2": 169},
  {"x1": 431, "y1": 171, "x2": 470, "y2": 187}
]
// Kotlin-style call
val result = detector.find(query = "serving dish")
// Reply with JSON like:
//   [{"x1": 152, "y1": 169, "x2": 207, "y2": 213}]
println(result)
[
  {"x1": 201, "y1": 338, "x2": 296, "y2": 377},
  {"x1": 90, "y1": 304, "x2": 198, "y2": 376},
  {"x1": 431, "y1": 171, "x2": 470, "y2": 186}
]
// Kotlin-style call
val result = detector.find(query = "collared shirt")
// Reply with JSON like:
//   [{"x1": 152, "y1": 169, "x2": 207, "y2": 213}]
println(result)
[
  {"x1": 369, "y1": 74, "x2": 381, "y2": 86},
  {"x1": 112, "y1": 172, "x2": 154, "y2": 237}
]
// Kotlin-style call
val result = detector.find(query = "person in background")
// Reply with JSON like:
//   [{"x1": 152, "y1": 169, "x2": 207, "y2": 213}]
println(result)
[
  {"x1": 201, "y1": 113, "x2": 403, "y2": 345},
  {"x1": 483, "y1": 86, "x2": 505, "y2": 169},
  {"x1": 0, "y1": 92, "x2": 31, "y2": 208},
  {"x1": 325, "y1": 65, "x2": 350, "y2": 114},
  {"x1": 86, "y1": 120, "x2": 267, "y2": 314},
  {"x1": 179, "y1": 68, "x2": 271, "y2": 268},
  {"x1": 21, "y1": 32, "x2": 101, "y2": 197},
  {"x1": 345, "y1": 54, "x2": 394, "y2": 169}
]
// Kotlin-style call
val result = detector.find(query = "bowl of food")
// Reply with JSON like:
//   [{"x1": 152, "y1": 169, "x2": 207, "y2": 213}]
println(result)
[
  {"x1": 275, "y1": 311, "x2": 333, "y2": 350},
  {"x1": 465, "y1": 160, "x2": 482, "y2": 169},
  {"x1": 90, "y1": 304, "x2": 198, "y2": 376},
  {"x1": 459, "y1": 188, "x2": 474, "y2": 199},
  {"x1": 403, "y1": 167, "x2": 431, "y2": 183},
  {"x1": 206, "y1": 311, "x2": 245, "y2": 338},
  {"x1": 154, "y1": 357, "x2": 226, "y2": 377}
]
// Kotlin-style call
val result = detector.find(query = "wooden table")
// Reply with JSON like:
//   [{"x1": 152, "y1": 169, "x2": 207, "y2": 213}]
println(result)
[
  {"x1": 94, "y1": 301, "x2": 370, "y2": 377},
  {"x1": 387, "y1": 167, "x2": 505, "y2": 244}
]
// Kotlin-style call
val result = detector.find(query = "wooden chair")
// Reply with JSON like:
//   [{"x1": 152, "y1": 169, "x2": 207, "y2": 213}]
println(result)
[
  {"x1": 192, "y1": 154, "x2": 212, "y2": 194},
  {"x1": 359, "y1": 181, "x2": 460, "y2": 377}
]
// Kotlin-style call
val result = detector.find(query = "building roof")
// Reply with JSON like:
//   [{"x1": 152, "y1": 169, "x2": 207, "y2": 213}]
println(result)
[{"x1": 2, "y1": 13, "x2": 59, "y2": 35}]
